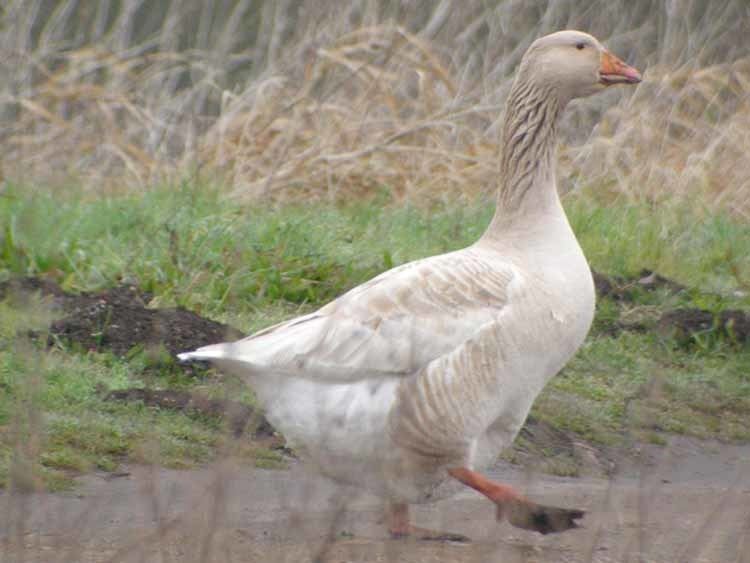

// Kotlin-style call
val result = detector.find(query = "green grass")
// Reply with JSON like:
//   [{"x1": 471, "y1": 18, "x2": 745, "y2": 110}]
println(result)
[
  {"x1": 1, "y1": 181, "x2": 749, "y2": 489},
  {"x1": 2, "y1": 183, "x2": 748, "y2": 311},
  {"x1": 537, "y1": 332, "x2": 750, "y2": 445},
  {"x1": 0, "y1": 341, "x2": 224, "y2": 490}
]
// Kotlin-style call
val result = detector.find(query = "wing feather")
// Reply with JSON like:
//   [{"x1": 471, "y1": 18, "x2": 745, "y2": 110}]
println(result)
[{"x1": 191, "y1": 248, "x2": 518, "y2": 382}]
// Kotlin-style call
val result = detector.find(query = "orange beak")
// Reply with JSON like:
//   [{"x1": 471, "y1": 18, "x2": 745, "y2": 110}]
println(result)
[{"x1": 599, "y1": 50, "x2": 641, "y2": 85}]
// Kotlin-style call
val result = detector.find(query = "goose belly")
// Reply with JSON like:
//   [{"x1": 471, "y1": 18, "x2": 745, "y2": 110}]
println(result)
[
  {"x1": 254, "y1": 376, "x2": 396, "y2": 483},
  {"x1": 250, "y1": 375, "x2": 463, "y2": 502}
]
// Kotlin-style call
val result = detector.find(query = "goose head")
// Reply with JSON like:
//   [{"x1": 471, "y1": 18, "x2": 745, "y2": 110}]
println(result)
[{"x1": 519, "y1": 30, "x2": 641, "y2": 103}]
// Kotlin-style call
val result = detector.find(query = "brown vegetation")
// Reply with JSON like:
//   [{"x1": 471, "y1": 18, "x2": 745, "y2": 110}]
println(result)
[{"x1": 0, "y1": 1, "x2": 748, "y2": 216}]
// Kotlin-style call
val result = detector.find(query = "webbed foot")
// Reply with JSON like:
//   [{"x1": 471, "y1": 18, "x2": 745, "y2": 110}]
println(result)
[{"x1": 501, "y1": 501, "x2": 584, "y2": 534}]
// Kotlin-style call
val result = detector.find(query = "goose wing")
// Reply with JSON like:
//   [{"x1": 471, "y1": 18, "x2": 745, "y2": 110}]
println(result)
[{"x1": 180, "y1": 248, "x2": 519, "y2": 382}]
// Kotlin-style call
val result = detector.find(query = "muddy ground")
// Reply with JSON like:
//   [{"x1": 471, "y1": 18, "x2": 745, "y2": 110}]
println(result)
[{"x1": 2, "y1": 437, "x2": 750, "y2": 563}]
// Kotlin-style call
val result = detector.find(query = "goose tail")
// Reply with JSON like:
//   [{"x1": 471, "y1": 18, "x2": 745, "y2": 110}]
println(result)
[{"x1": 177, "y1": 343, "x2": 228, "y2": 362}]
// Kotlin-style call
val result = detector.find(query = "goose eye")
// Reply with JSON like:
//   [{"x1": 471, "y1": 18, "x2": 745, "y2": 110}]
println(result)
[{"x1": 575, "y1": 43, "x2": 585, "y2": 50}]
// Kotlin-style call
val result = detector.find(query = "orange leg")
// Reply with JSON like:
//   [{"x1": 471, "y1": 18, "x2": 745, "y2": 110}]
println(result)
[
  {"x1": 448, "y1": 467, "x2": 527, "y2": 504},
  {"x1": 385, "y1": 502, "x2": 469, "y2": 542},
  {"x1": 448, "y1": 467, "x2": 584, "y2": 535}
]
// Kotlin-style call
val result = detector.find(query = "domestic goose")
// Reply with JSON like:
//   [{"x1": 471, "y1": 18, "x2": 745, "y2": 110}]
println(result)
[{"x1": 179, "y1": 30, "x2": 641, "y2": 540}]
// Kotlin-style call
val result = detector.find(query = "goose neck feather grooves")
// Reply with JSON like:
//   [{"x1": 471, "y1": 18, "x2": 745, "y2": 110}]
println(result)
[{"x1": 487, "y1": 75, "x2": 564, "y2": 234}]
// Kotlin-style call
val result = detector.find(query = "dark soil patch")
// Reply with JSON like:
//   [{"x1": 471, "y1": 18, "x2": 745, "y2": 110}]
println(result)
[
  {"x1": 47, "y1": 283, "x2": 243, "y2": 358},
  {"x1": 658, "y1": 308, "x2": 750, "y2": 345},
  {"x1": 592, "y1": 269, "x2": 749, "y2": 344},
  {"x1": 48, "y1": 297, "x2": 243, "y2": 358},
  {"x1": 592, "y1": 268, "x2": 686, "y2": 302},
  {"x1": 0, "y1": 276, "x2": 244, "y2": 359}
]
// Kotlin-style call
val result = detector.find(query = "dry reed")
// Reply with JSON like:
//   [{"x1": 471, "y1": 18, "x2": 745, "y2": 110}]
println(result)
[{"x1": 1, "y1": 1, "x2": 748, "y2": 216}]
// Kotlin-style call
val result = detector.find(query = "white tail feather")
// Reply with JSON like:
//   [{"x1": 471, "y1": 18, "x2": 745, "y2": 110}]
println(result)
[{"x1": 176, "y1": 344, "x2": 227, "y2": 362}]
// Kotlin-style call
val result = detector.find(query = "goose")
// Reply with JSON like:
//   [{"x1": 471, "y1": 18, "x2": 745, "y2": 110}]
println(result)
[{"x1": 178, "y1": 30, "x2": 641, "y2": 540}]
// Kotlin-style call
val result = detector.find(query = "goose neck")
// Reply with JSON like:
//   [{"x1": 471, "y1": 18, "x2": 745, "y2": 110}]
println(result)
[{"x1": 486, "y1": 79, "x2": 565, "y2": 234}]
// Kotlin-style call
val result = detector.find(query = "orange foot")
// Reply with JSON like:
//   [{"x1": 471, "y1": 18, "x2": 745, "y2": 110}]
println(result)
[
  {"x1": 448, "y1": 467, "x2": 584, "y2": 535},
  {"x1": 386, "y1": 503, "x2": 470, "y2": 543}
]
